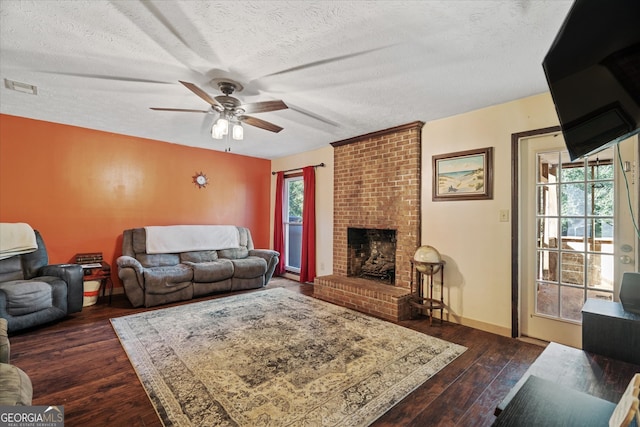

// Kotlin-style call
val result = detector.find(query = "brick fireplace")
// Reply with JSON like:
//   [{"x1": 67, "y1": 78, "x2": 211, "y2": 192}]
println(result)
[{"x1": 314, "y1": 121, "x2": 423, "y2": 322}]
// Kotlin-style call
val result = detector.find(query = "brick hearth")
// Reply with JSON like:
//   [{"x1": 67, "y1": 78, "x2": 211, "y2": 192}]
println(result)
[
  {"x1": 314, "y1": 275, "x2": 412, "y2": 322},
  {"x1": 315, "y1": 121, "x2": 423, "y2": 321}
]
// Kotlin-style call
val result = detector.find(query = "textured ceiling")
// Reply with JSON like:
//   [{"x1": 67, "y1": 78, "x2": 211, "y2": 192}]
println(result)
[{"x1": 0, "y1": 0, "x2": 573, "y2": 159}]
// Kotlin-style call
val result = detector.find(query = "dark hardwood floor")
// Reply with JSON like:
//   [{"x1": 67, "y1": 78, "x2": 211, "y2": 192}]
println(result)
[{"x1": 9, "y1": 280, "x2": 545, "y2": 426}]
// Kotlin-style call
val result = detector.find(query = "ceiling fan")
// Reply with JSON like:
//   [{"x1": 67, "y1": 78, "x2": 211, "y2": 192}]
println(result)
[{"x1": 151, "y1": 80, "x2": 288, "y2": 140}]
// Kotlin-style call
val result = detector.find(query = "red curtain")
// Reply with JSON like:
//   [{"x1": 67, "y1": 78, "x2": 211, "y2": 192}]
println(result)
[
  {"x1": 300, "y1": 166, "x2": 316, "y2": 283},
  {"x1": 273, "y1": 171, "x2": 285, "y2": 276}
]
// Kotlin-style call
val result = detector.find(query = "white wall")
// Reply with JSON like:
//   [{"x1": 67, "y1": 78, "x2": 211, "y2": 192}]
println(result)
[
  {"x1": 421, "y1": 92, "x2": 560, "y2": 335},
  {"x1": 271, "y1": 93, "x2": 561, "y2": 335},
  {"x1": 270, "y1": 146, "x2": 334, "y2": 279}
]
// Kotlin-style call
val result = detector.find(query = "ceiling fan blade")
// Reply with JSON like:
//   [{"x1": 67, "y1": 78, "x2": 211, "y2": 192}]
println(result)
[
  {"x1": 42, "y1": 71, "x2": 173, "y2": 84},
  {"x1": 179, "y1": 80, "x2": 223, "y2": 109},
  {"x1": 150, "y1": 107, "x2": 210, "y2": 113},
  {"x1": 238, "y1": 115, "x2": 284, "y2": 133},
  {"x1": 287, "y1": 103, "x2": 340, "y2": 127},
  {"x1": 258, "y1": 45, "x2": 395, "y2": 79},
  {"x1": 240, "y1": 100, "x2": 288, "y2": 114}
]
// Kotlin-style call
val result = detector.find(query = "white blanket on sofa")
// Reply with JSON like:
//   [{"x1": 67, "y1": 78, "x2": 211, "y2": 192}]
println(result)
[
  {"x1": 0, "y1": 222, "x2": 38, "y2": 261},
  {"x1": 144, "y1": 225, "x2": 240, "y2": 254}
]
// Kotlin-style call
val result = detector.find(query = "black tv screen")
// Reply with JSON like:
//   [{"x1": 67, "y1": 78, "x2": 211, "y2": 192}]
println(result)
[{"x1": 543, "y1": 0, "x2": 640, "y2": 161}]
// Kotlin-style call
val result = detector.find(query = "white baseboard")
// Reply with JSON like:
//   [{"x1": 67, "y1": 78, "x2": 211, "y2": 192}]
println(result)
[{"x1": 441, "y1": 313, "x2": 512, "y2": 337}]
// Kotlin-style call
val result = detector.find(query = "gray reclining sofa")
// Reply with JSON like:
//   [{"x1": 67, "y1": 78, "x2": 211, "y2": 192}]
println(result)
[{"x1": 117, "y1": 226, "x2": 279, "y2": 307}]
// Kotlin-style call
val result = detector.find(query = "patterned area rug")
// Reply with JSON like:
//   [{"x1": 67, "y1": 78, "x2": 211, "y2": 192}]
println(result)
[{"x1": 111, "y1": 288, "x2": 466, "y2": 426}]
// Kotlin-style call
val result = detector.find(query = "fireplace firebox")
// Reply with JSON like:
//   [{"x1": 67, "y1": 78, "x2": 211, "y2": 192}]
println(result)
[{"x1": 347, "y1": 228, "x2": 396, "y2": 284}]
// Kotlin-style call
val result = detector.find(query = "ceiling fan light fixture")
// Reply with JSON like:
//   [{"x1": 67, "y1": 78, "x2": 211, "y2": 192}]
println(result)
[
  {"x1": 151, "y1": 80, "x2": 287, "y2": 141},
  {"x1": 232, "y1": 123, "x2": 243, "y2": 140},
  {"x1": 211, "y1": 122, "x2": 224, "y2": 139},
  {"x1": 216, "y1": 115, "x2": 229, "y2": 135}
]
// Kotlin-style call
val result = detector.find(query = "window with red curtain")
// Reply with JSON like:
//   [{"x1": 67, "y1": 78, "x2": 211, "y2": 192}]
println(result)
[{"x1": 274, "y1": 167, "x2": 316, "y2": 282}]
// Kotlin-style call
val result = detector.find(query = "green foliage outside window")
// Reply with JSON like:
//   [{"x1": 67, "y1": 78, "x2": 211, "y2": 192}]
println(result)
[
  {"x1": 287, "y1": 179, "x2": 304, "y2": 222},
  {"x1": 560, "y1": 162, "x2": 614, "y2": 237}
]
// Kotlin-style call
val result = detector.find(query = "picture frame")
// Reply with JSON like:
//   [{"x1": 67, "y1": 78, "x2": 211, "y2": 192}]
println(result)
[{"x1": 432, "y1": 147, "x2": 493, "y2": 201}]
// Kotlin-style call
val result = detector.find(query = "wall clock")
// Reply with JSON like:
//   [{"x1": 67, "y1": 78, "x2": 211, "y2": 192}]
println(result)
[{"x1": 192, "y1": 172, "x2": 209, "y2": 189}]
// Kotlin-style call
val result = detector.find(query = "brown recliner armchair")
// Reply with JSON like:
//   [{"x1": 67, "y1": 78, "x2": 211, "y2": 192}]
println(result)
[{"x1": 0, "y1": 230, "x2": 83, "y2": 333}]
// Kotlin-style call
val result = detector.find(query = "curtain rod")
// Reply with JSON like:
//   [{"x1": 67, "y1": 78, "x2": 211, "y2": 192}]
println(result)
[{"x1": 271, "y1": 163, "x2": 325, "y2": 175}]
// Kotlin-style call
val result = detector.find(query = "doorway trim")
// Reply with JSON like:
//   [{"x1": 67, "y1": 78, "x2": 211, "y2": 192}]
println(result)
[{"x1": 510, "y1": 125, "x2": 561, "y2": 338}]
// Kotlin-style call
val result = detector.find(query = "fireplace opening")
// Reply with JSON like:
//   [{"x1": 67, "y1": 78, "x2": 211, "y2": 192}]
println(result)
[{"x1": 347, "y1": 228, "x2": 396, "y2": 284}]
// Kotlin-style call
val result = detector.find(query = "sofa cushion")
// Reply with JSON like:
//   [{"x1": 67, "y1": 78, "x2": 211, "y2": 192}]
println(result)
[
  {"x1": 0, "y1": 281, "x2": 52, "y2": 316},
  {"x1": 185, "y1": 259, "x2": 234, "y2": 283},
  {"x1": 230, "y1": 257, "x2": 268, "y2": 279},
  {"x1": 218, "y1": 247, "x2": 249, "y2": 260},
  {"x1": 131, "y1": 228, "x2": 147, "y2": 254},
  {"x1": 180, "y1": 250, "x2": 218, "y2": 263},
  {"x1": 143, "y1": 265, "x2": 192, "y2": 295},
  {"x1": 136, "y1": 253, "x2": 180, "y2": 268},
  {"x1": 0, "y1": 257, "x2": 24, "y2": 282}
]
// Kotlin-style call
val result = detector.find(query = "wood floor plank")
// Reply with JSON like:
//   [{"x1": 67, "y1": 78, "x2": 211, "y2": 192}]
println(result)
[{"x1": 457, "y1": 343, "x2": 544, "y2": 424}]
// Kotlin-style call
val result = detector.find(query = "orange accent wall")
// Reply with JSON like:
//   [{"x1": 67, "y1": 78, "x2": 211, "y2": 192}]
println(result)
[{"x1": 0, "y1": 114, "x2": 271, "y2": 288}]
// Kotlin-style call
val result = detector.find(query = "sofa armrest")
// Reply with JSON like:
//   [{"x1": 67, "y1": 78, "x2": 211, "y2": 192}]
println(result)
[
  {"x1": 117, "y1": 256, "x2": 145, "y2": 307},
  {"x1": 249, "y1": 249, "x2": 279, "y2": 263},
  {"x1": 40, "y1": 263, "x2": 84, "y2": 313},
  {"x1": 249, "y1": 249, "x2": 280, "y2": 283},
  {"x1": 117, "y1": 255, "x2": 143, "y2": 272}
]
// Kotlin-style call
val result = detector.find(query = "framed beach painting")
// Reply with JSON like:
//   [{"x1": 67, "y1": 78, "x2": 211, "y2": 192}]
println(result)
[{"x1": 432, "y1": 147, "x2": 494, "y2": 201}]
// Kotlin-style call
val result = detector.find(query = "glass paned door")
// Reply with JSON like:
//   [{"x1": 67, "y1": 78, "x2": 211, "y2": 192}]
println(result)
[{"x1": 520, "y1": 132, "x2": 637, "y2": 347}]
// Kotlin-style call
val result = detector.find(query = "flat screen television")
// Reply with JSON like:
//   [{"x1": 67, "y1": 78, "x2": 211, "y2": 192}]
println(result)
[{"x1": 542, "y1": 0, "x2": 640, "y2": 161}]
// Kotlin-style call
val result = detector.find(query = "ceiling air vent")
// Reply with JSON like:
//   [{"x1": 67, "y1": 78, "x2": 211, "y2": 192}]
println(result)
[{"x1": 4, "y1": 78, "x2": 37, "y2": 95}]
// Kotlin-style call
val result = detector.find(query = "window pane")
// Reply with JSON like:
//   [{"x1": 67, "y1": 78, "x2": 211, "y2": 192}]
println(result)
[
  {"x1": 560, "y1": 252, "x2": 584, "y2": 285},
  {"x1": 561, "y1": 163, "x2": 585, "y2": 183},
  {"x1": 537, "y1": 185, "x2": 552, "y2": 216},
  {"x1": 287, "y1": 180, "x2": 304, "y2": 220},
  {"x1": 559, "y1": 150, "x2": 574, "y2": 170},
  {"x1": 587, "y1": 148, "x2": 614, "y2": 180},
  {"x1": 537, "y1": 218, "x2": 559, "y2": 249},
  {"x1": 590, "y1": 162, "x2": 614, "y2": 180},
  {"x1": 587, "y1": 253, "x2": 614, "y2": 291},
  {"x1": 590, "y1": 220, "x2": 614, "y2": 252},
  {"x1": 561, "y1": 183, "x2": 585, "y2": 215},
  {"x1": 587, "y1": 290, "x2": 613, "y2": 301},
  {"x1": 537, "y1": 185, "x2": 559, "y2": 216},
  {"x1": 592, "y1": 218, "x2": 614, "y2": 241},
  {"x1": 537, "y1": 152, "x2": 560, "y2": 183},
  {"x1": 588, "y1": 182, "x2": 613, "y2": 216},
  {"x1": 560, "y1": 286, "x2": 584, "y2": 321},
  {"x1": 536, "y1": 282, "x2": 559, "y2": 316},
  {"x1": 537, "y1": 250, "x2": 558, "y2": 282},
  {"x1": 287, "y1": 224, "x2": 302, "y2": 269},
  {"x1": 562, "y1": 218, "x2": 585, "y2": 241}
]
